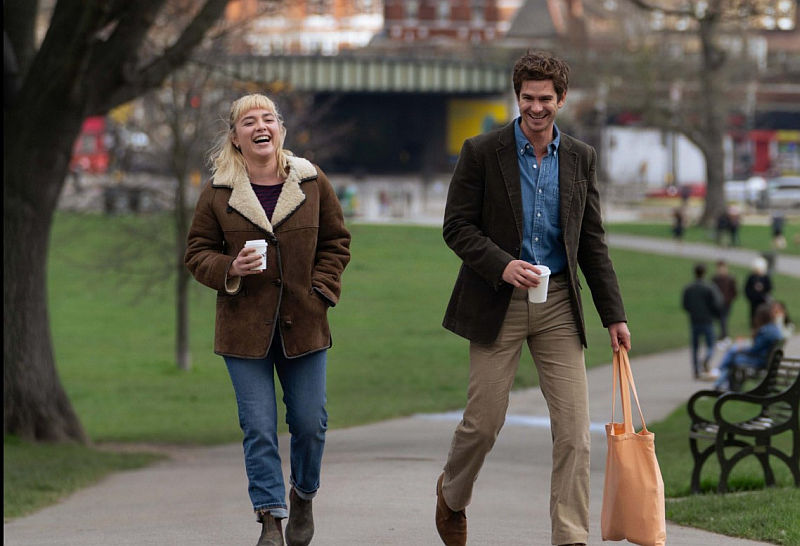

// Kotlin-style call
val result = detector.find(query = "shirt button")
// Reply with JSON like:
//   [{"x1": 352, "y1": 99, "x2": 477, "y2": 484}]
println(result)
[
  {"x1": 533, "y1": 164, "x2": 537, "y2": 169},
  {"x1": 538, "y1": 189, "x2": 542, "y2": 193},
  {"x1": 537, "y1": 213, "x2": 541, "y2": 217},
  {"x1": 534, "y1": 237, "x2": 539, "y2": 242}
]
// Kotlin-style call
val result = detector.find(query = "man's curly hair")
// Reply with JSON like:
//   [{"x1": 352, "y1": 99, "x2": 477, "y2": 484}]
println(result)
[{"x1": 512, "y1": 52, "x2": 570, "y2": 101}]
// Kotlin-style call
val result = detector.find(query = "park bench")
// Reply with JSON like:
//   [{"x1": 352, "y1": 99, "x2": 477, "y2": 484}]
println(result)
[
  {"x1": 687, "y1": 349, "x2": 800, "y2": 493},
  {"x1": 728, "y1": 338, "x2": 786, "y2": 392}
]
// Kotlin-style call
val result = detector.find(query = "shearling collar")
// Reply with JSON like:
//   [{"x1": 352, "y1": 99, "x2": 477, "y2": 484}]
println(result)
[{"x1": 214, "y1": 155, "x2": 317, "y2": 233}]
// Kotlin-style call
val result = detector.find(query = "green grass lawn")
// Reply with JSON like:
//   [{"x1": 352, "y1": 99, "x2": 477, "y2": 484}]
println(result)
[
  {"x1": 6, "y1": 213, "x2": 800, "y2": 535},
  {"x1": 3, "y1": 436, "x2": 163, "y2": 520},
  {"x1": 608, "y1": 218, "x2": 800, "y2": 256},
  {"x1": 653, "y1": 401, "x2": 800, "y2": 544}
]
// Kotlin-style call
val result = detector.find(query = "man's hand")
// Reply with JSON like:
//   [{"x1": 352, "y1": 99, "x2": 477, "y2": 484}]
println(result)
[
  {"x1": 502, "y1": 260, "x2": 545, "y2": 288},
  {"x1": 608, "y1": 322, "x2": 631, "y2": 352}
]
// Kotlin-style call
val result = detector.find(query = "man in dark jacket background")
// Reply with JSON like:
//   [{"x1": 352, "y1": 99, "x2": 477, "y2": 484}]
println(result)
[{"x1": 683, "y1": 263, "x2": 723, "y2": 378}]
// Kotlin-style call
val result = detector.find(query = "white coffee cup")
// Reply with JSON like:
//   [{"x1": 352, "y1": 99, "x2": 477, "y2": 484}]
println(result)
[
  {"x1": 527, "y1": 265, "x2": 551, "y2": 303},
  {"x1": 244, "y1": 239, "x2": 268, "y2": 271}
]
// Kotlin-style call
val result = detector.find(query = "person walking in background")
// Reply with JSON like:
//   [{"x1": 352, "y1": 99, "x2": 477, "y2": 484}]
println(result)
[
  {"x1": 711, "y1": 260, "x2": 737, "y2": 343},
  {"x1": 435, "y1": 51, "x2": 630, "y2": 546},
  {"x1": 727, "y1": 204, "x2": 741, "y2": 246},
  {"x1": 712, "y1": 303, "x2": 785, "y2": 391},
  {"x1": 682, "y1": 263, "x2": 723, "y2": 378},
  {"x1": 671, "y1": 206, "x2": 685, "y2": 241},
  {"x1": 771, "y1": 212, "x2": 786, "y2": 250},
  {"x1": 185, "y1": 93, "x2": 351, "y2": 546},
  {"x1": 715, "y1": 209, "x2": 730, "y2": 246},
  {"x1": 744, "y1": 256, "x2": 772, "y2": 328}
]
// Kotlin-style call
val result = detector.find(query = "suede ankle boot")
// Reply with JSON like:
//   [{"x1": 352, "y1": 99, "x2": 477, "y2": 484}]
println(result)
[
  {"x1": 256, "y1": 513, "x2": 284, "y2": 546},
  {"x1": 285, "y1": 488, "x2": 314, "y2": 546}
]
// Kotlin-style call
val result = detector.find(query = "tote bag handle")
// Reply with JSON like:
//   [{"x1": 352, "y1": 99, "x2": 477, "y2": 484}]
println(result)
[{"x1": 611, "y1": 347, "x2": 648, "y2": 434}]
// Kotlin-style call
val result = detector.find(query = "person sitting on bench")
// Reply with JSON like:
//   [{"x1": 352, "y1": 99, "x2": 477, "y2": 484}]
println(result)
[{"x1": 713, "y1": 303, "x2": 785, "y2": 391}]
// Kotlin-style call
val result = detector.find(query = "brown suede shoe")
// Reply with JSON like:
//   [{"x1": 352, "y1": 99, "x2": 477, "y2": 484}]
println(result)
[
  {"x1": 285, "y1": 488, "x2": 314, "y2": 546},
  {"x1": 435, "y1": 473, "x2": 466, "y2": 546},
  {"x1": 256, "y1": 513, "x2": 284, "y2": 546}
]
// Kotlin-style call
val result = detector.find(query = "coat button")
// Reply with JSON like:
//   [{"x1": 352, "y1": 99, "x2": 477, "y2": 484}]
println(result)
[
  {"x1": 272, "y1": 279, "x2": 282, "y2": 286},
  {"x1": 283, "y1": 320, "x2": 293, "y2": 329}
]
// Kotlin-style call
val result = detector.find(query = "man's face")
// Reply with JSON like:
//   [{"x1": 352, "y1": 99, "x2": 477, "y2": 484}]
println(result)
[{"x1": 517, "y1": 79, "x2": 566, "y2": 141}]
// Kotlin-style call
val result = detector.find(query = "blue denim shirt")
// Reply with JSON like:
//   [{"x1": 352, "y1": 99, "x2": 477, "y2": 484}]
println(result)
[{"x1": 514, "y1": 117, "x2": 567, "y2": 274}]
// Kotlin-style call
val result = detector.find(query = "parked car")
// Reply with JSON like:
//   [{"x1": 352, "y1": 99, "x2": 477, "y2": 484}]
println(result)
[
  {"x1": 724, "y1": 177, "x2": 766, "y2": 205},
  {"x1": 645, "y1": 183, "x2": 706, "y2": 199},
  {"x1": 761, "y1": 176, "x2": 800, "y2": 209}
]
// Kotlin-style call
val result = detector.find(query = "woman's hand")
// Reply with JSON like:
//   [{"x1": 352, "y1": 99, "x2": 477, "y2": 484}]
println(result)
[{"x1": 229, "y1": 247, "x2": 263, "y2": 277}]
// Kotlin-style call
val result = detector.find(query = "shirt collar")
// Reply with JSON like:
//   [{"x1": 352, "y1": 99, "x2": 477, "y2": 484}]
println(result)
[{"x1": 514, "y1": 117, "x2": 561, "y2": 157}]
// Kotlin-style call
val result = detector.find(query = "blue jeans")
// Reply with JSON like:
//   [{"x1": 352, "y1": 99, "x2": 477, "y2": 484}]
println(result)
[
  {"x1": 690, "y1": 323, "x2": 716, "y2": 376},
  {"x1": 224, "y1": 336, "x2": 327, "y2": 519},
  {"x1": 713, "y1": 348, "x2": 762, "y2": 390}
]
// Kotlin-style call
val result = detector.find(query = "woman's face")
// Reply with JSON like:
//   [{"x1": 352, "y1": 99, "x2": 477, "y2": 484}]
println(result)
[{"x1": 231, "y1": 107, "x2": 282, "y2": 165}]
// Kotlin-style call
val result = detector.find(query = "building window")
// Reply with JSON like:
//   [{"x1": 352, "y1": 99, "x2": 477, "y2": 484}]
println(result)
[
  {"x1": 437, "y1": 0, "x2": 450, "y2": 21},
  {"x1": 308, "y1": 0, "x2": 332, "y2": 15},
  {"x1": 471, "y1": 0, "x2": 485, "y2": 23},
  {"x1": 406, "y1": 0, "x2": 419, "y2": 19},
  {"x1": 355, "y1": 0, "x2": 376, "y2": 11}
]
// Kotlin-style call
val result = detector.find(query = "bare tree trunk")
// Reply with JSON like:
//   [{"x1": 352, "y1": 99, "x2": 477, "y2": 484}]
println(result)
[
  {"x1": 175, "y1": 172, "x2": 192, "y2": 372},
  {"x1": 3, "y1": 0, "x2": 229, "y2": 441},
  {"x1": 3, "y1": 110, "x2": 88, "y2": 443},
  {"x1": 697, "y1": 16, "x2": 728, "y2": 227}
]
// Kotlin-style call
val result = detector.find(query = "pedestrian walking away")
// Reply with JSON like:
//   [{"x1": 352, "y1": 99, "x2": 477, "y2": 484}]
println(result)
[
  {"x1": 671, "y1": 206, "x2": 685, "y2": 241},
  {"x1": 436, "y1": 51, "x2": 631, "y2": 546},
  {"x1": 185, "y1": 93, "x2": 351, "y2": 546},
  {"x1": 744, "y1": 256, "x2": 772, "y2": 328},
  {"x1": 711, "y1": 260, "x2": 737, "y2": 343},
  {"x1": 682, "y1": 263, "x2": 723, "y2": 378},
  {"x1": 727, "y1": 205, "x2": 741, "y2": 247},
  {"x1": 771, "y1": 211, "x2": 787, "y2": 250}
]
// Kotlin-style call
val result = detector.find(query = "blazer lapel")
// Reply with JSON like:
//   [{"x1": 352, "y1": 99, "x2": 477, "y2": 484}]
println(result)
[
  {"x1": 558, "y1": 136, "x2": 578, "y2": 233},
  {"x1": 497, "y1": 122, "x2": 524, "y2": 240}
]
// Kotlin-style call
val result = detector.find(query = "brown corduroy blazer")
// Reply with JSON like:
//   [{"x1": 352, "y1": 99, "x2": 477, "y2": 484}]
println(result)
[
  {"x1": 185, "y1": 155, "x2": 351, "y2": 359},
  {"x1": 442, "y1": 121, "x2": 626, "y2": 346}
]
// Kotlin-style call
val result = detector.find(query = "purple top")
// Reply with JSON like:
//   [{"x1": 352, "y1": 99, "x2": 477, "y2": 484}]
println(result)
[{"x1": 251, "y1": 183, "x2": 284, "y2": 220}]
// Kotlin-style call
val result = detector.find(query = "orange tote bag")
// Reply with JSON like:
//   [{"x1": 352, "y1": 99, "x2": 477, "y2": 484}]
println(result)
[{"x1": 601, "y1": 347, "x2": 666, "y2": 546}]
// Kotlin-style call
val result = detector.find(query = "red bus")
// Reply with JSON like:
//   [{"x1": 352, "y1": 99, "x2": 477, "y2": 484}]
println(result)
[{"x1": 70, "y1": 116, "x2": 110, "y2": 174}]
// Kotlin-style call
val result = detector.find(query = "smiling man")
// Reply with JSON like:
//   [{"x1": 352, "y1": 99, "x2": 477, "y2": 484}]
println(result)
[{"x1": 435, "y1": 52, "x2": 631, "y2": 546}]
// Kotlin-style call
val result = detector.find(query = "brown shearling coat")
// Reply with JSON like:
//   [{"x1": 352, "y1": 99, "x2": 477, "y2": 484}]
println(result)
[
  {"x1": 185, "y1": 155, "x2": 350, "y2": 358},
  {"x1": 442, "y1": 121, "x2": 626, "y2": 346}
]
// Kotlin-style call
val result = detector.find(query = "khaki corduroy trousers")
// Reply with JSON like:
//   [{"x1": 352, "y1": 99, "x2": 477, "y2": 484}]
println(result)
[{"x1": 441, "y1": 276, "x2": 591, "y2": 545}]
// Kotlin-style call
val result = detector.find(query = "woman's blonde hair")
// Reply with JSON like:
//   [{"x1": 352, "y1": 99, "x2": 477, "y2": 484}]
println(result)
[{"x1": 208, "y1": 93, "x2": 290, "y2": 182}]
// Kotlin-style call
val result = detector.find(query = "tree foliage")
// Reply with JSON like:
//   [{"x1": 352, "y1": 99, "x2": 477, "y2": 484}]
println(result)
[{"x1": 580, "y1": 0, "x2": 783, "y2": 224}]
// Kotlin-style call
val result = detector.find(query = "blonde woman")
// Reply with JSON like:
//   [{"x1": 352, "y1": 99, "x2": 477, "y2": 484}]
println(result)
[{"x1": 185, "y1": 94, "x2": 351, "y2": 546}]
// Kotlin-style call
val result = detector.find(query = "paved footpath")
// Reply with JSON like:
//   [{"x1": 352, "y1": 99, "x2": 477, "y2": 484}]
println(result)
[
  {"x1": 7, "y1": 335, "x2": 798, "y2": 545},
  {"x1": 5, "y1": 238, "x2": 799, "y2": 545},
  {"x1": 607, "y1": 234, "x2": 800, "y2": 278}
]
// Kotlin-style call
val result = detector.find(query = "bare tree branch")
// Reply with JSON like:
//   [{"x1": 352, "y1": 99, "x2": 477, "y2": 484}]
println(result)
[
  {"x1": 3, "y1": 0, "x2": 40, "y2": 78},
  {"x1": 97, "y1": 0, "x2": 230, "y2": 112}
]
